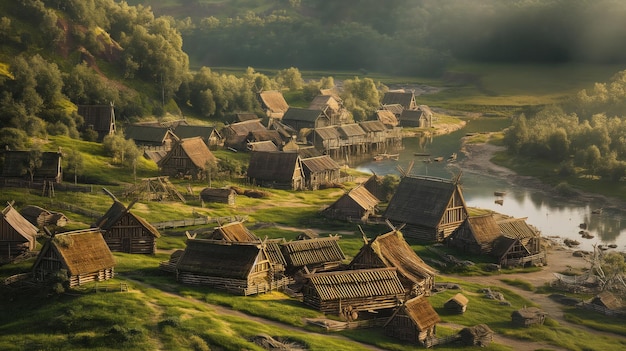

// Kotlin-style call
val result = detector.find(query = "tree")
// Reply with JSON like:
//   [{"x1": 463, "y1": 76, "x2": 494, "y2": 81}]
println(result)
[
  {"x1": 276, "y1": 67, "x2": 303, "y2": 91},
  {"x1": 203, "y1": 160, "x2": 219, "y2": 187},
  {"x1": 25, "y1": 145, "x2": 43, "y2": 183},
  {"x1": 585, "y1": 145, "x2": 602, "y2": 177},
  {"x1": 65, "y1": 149, "x2": 84, "y2": 185},
  {"x1": 600, "y1": 251, "x2": 626, "y2": 291},
  {"x1": 0, "y1": 127, "x2": 28, "y2": 150}
]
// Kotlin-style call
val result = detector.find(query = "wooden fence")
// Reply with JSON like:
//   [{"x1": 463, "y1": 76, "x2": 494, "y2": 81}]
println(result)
[{"x1": 151, "y1": 215, "x2": 247, "y2": 230}]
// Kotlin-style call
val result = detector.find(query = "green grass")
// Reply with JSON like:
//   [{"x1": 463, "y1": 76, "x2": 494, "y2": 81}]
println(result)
[{"x1": 500, "y1": 278, "x2": 535, "y2": 292}]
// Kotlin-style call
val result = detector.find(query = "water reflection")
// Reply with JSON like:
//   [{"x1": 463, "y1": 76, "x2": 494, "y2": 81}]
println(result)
[{"x1": 356, "y1": 118, "x2": 626, "y2": 252}]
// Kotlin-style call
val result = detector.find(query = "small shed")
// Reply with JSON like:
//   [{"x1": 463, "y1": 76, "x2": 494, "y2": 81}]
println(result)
[
  {"x1": 444, "y1": 293, "x2": 469, "y2": 314},
  {"x1": 511, "y1": 307, "x2": 547, "y2": 327},
  {"x1": 200, "y1": 187, "x2": 237, "y2": 205},
  {"x1": 281, "y1": 235, "x2": 345, "y2": 274},
  {"x1": 175, "y1": 239, "x2": 288, "y2": 295},
  {"x1": 93, "y1": 197, "x2": 161, "y2": 254},
  {"x1": 301, "y1": 267, "x2": 405, "y2": 315},
  {"x1": 247, "y1": 140, "x2": 279, "y2": 152},
  {"x1": 0, "y1": 203, "x2": 38, "y2": 261},
  {"x1": 158, "y1": 137, "x2": 217, "y2": 180},
  {"x1": 77, "y1": 103, "x2": 116, "y2": 141},
  {"x1": 588, "y1": 291, "x2": 622, "y2": 311},
  {"x1": 19, "y1": 205, "x2": 68, "y2": 228},
  {"x1": 32, "y1": 229, "x2": 115, "y2": 287},
  {"x1": 384, "y1": 295, "x2": 441, "y2": 345},
  {"x1": 301, "y1": 155, "x2": 341, "y2": 190},
  {"x1": 322, "y1": 185, "x2": 379, "y2": 222}
]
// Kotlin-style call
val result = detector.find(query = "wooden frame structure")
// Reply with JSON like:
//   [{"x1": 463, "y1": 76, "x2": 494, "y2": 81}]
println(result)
[
  {"x1": 383, "y1": 295, "x2": 440, "y2": 345},
  {"x1": 0, "y1": 203, "x2": 38, "y2": 261}
]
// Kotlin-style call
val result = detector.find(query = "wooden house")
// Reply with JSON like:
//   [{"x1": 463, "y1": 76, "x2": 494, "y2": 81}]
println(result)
[
  {"x1": 258, "y1": 90, "x2": 289, "y2": 120},
  {"x1": 444, "y1": 293, "x2": 469, "y2": 314},
  {"x1": 0, "y1": 203, "x2": 38, "y2": 261},
  {"x1": 158, "y1": 137, "x2": 217, "y2": 180},
  {"x1": 175, "y1": 239, "x2": 288, "y2": 295},
  {"x1": 400, "y1": 105, "x2": 433, "y2": 128},
  {"x1": 308, "y1": 95, "x2": 349, "y2": 125},
  {"x1": 234, "y1": 112, "x2": 261, "y2": 123},
  {"x1": 1, "y1": 150, "x2": 63, "y2": 183},
  {"x1": 362, "y1": 174, "x2": 387, "y2": 202},
  {"x1": 511, "y1": 307, "x2": 546, "y2": 327},
  {"x1": 247, "y1": 151, "x2": 304, "y2": 190},
  {"x1": 282, "y1": 107, "x2": 331, "y2": 131},
  {"x1": 447, "y1": 214, "x2": 502, "y2": 255},
  {"x1": 337, "y1": 124, "x2": 367, "y2": 154},
  {"x1": 123, "y1": 125, "x2": 178, "y2": 149},
  {"x1": 247, "y1": 129, "x2": 284, "y2": 149},
  {"x1": 221, "y1": 119, "x2": 268, "y2": 151},
  {"x1": 382, "y1": 90, "x2": 417, "y2": 110},
  {"x1": 308, "y1": 126, "x2": 341, "y2": 156},
  {"x1": 300, "y1": 155, "x2": 341, "y2": 190},
  {"x1": 358, "y1": 120, "x2": 387, "y2": 150},
  {"x1": 301, "y1": 267, "x2": 405, "y2": 315},
  {"x1": 375, "y1": 109, "x2": 399, "y2": 128},
  {"x1": 247, "y1": 140, "x2": 279, "y2": 152},
  {"x1": 281, "y1": 235, "x2": 345, "y2": 274},
  {"x1": 384, "y1": 175, "x2": 468, "y2": 242},
  {"x1": 173, "y1": 125, "x2": 224, "y2": 149},
  {"x1": 93, "y1": 199, "x2": 161, "y2": 254},
  {"x1": 200, "y1": 187, "x2": 236, "y2": 205},
  {"x1": 205, "y1": 221, "x2": 259, "y2": 242},
  {"x1": 19, "y1": 205, "x2": 68, "y2": 228},
  {"x1": 349, "y1": 230, "x2": 436, "y2": 296},
  {"x1": 383, "y1": 296, "x2": 441, "y2": 345},
  {"x1": 322, "y1": 185, "x2": 379, "y2": 222},
  {"x1": 77, "y1": 103, "x2": 116, "y2": 141},
  {"x1": 493, "y1": 216, "x2": 546, "y2": 267},
  {"x1": 32, "y1": 229, "x2": 115, "y2": 287}
]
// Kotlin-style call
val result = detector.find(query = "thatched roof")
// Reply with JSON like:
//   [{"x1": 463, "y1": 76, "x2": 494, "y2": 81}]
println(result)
[
  {"x1": 226, "y1": 119, "x2": 267, "y2": 137},
  {"x1": 1, "y1": 203, "x2": 38, "y2": 244},
  {"x1": 248, "y1": 140, "x2": 279, "y2": 152},
  {"x1": 305, "y1": 267, "x2": 405, "y2": 301},
  {"x1": 309, "y1": 95, "x2": 340, "y2": 112},
  {"x1": 247, "y1": 151, "x2": 302, "y2": 182},
  {"x1": 176, "y1": 239, "x2": 264, "y2": 279},
  {"x1": 206, "y1": 221, "x2": 259, "y2": 242},
  {"x1": 590, "y1": 291, "x2": 622, "y2": 310},
  {"x1": 398, "y1": 296, "x2": 441, "y2": 330},
  {"x1": 301, "y1": 155, "x2": 340, "y2": 173},
  {"x1": 351, "y1": 230, "x2": 436, "y2": 284},
  {"x1": 19, "y1": 205, "x2": 68, "y2": 227},
  {"x1": 382, "y1": 91, "x2": 415, "y2": 109},
  {"x1": 511, "y1": 307, "x2": 546, "y2": 319},
  {"x1": 376, "y1": 109, "x2": 399, "y2": 127},
  {"x1": 1, "y1": 151, "x2": 62, "y2": 179},
  {"x1": 384, "y1": 175, "x2": 464, "y2": 228},
  {"x1": 281, "y1": 236, "x2": 345, "y2": 267},
  {"x1": 446, "y1": 293, "x2": 469, "y2": 307},
  {"x1": 466, "y1": 215, "x2": 502, "y2": 244},
  {"x1": 160, "y1": 137, "x2": 217, "y2": 169},
  {"x1": 496, "y1": 217, "x2": 539, "y2": 240},
  {"x1": 400, "y1": 109, "x2": 426, "y2": 123},
  {"x1": 37, "y1": 229, "x2": 115, "y2": 275},
  {"x1": 283, "y1": 107, "x2": 325, "y2": 123},
  {"x1": 381, "y1": 104, "x2": 404, "y2": 116},
  {"x1": 345, "y1": 185, "x2": 379, "y2": 211},
  {"x1": 200, "y1": 187, "x2": 236, "y2": 201},
  {"x1": 458, "y1": 324, "x2": 494, "y2": 346},
  {"x1": 313, "y1": 126, "x2": 341, "y2": 141},
  {"x1": 259, "y1": 91, "x2": 289, "y2": 115},
  {"x1": 247, "y1": 129, "x2": 283, "y2": 147},
  {"x1": 93, "y1": 200, "x2": 160, "y2": 238},
  {"x1": 173, "y1": 124, "x2": 221, "y2": 140},
  {"x1": 358, "y1": 120, "x2": 386, "y2": 133},
  {"x1": 234, "y1": 113, "x2": 260, "y2": 122},
  {"x1": 144, "y1": 149, "x2": 169, "y2": 164},
  {"x1": 124, "y1": 125, "x2": 176, "y2": 145},
  {"x1": 296, "y1": 146, "x2": 323, "y2": 158},
  {"x1": 338, "y1": 124, "x2": 366, "y2": 138}
]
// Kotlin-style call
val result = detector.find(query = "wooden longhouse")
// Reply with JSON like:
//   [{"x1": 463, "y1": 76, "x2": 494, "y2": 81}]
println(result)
[
  {"x1": 281, "y1": 235, "x2": 346, "y2": 274},
  {"x1": 349, "y1": 230, "x2": 436, "y2": 296},
  {"x1": 0, "y1": 203, "x2": 38, "y2": 261},
  {"x1": 444, "y1": 293, "x2": 469, "y2": 314},
  {"x1": 158, "y1": 137, "x2": 217, "y2": 180},
  {"x1": 32, "y1": 229, "x2": 115, "y2": 287},
  {"x1": 200, "y1": 187, "x2": 237, "y2": 205},
  {"x1": 300, "y1": 155, "x2": 341, "y2": 190},
  {"x1": 384, "y1": 175, "x2": 468, "y2": 242},
  {"x1": 383, "y1": 295, "x2": 441, "y2": 345},
  {"x1": 447, "y1": 214, "x2": 502, "y2": 255},
  {"x1": 322, "y1": 185, "x2": 379, "y2": 222},
  {"x1": 77, "y1": 103, "x2": 116, "y2": 141},
  {"x1": 362, "y1": 174, "x2": 387, "y2": 202},
  {"x1": 93, "y1": 198, "x2": 161, "y2": 254},
  {"x1": 301, "y1": 267, "x2": 405, "y2": 315},
  {"x1": 175, "y1": 239, "x2": 288, "y2": 295},
  {"x1": 247, "y1": 151, "x2": 304, "y2": 190},
  {"x1": 493, "y1": 216, "x2": 546, "y2": 267}
]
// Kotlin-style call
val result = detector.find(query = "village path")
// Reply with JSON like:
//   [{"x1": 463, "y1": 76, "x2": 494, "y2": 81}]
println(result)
[{"x1": 119, "y1": 276, "x2": 388, "y2": 351}]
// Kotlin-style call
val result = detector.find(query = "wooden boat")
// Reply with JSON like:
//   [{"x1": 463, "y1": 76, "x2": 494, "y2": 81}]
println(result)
[
  {"x1": 494, "y1": 191, "x2": 506, "y2": 197},
  {"x1": 591, "y1": 208, "x2": 603, "y2": 214},
  {"x1": 373, "y1": 153, "x2": 399, "y2": 161},
  {"x1": 447, "y1": 153, "x2": 457, "y2": 162},
  {"x1": 494, "y1": 199, "x2": 503, "y2": 205},
  {"x1": 581, "y1": 232, "x2": 594, "y2": 239},
  {"x1": 373, "y1": 155, "x2": 384, "y2": 161},
  {"x1": 608, "y1": 244, "x2": 618, "y2": 248},
  {"x1": 433, "y1": 156, "x2": 444, "y2": 162}
]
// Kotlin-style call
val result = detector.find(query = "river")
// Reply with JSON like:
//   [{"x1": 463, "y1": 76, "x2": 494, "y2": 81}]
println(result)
[{"x1": 356, "y1": 118, "x2": 626, "y2": 252}]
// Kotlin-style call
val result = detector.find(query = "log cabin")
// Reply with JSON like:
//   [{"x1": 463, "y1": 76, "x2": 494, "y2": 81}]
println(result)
[
  {"x1": 158, "y1": 137, "x2": 217, "y2": 180},
  {"x1": 322, "y1": 185, "x2": 379, "y2": 222},
  {"x1": 383, "y1": 295, "x2": 441, "y2": 345},
  {"x1": 447, "y1": 214, "x2": 502, "y2": 255},
  {"x1": 300, "y1": 155, "x2": 341, "y2": 190}
]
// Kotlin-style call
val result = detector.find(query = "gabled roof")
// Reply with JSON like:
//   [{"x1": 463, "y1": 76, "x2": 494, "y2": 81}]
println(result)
[
  {"x1": 247, "y1": 151, "x2": 301, "y2": 181},
  {"x1": 206, "y1": 221, "x2": 259, "y2": 242},
  {"x1": 295, "y1": 146, "x2": 323, "y2": 158},
  {"x1": 591, "y1": 291, "x2": 622, "y2": 309},
  {"x1": 164, "y1": 137, "x2": 217, "y2": 169},
  {"x1": 1, "y1": 151, "x2": 62, "y2": 179},
  {"x1": 338, "y1": 124, "x2": 366, "y2": 138},
  {"x1": 259, "y1": 91, "x2": 289, "y2": 114},
  {"x1": 248, "y1": 129, "x2": 283, "y2": 146},
  {"x1": 375, "y1": 109, "x2": 399, "y2": 126},
  {"x1": 234, "y1": 113, "x2": 260, "y2": 122},
  {"x1": 124, "y1": 125, "x2": 176, "y2": 144},
  {"x1": 384, "y1": 176, "x2": 464, "y2": 228},
  {"x1": 200, "y1": 187, "x2": 236, "y2": 199},
  {"x1": 305, "y1": 267, "x2": 404, "y2": 301},
  {"x1": 227, "y1": 119, "x2": 267, "y2": 136},
  {"x1": 77, "y1": 104, "x2": 114, "y2": 133},
  {"x1": 283, "y1": 107, "x2": 325, "y2": 123},
  {"x1": 382, "y1": 91, "x2": 415, "y2": 109},
  {"x1": 359, "y1": 120, "x2": 386, "y2": 133},
  {"x1": 314, "y1": 126, "x2": 341, "y2": 140},
  {"x1": 447, "y1": 293, "x2": 469, "y2": 306},
  {"x1": 173, "y1": 124, "x2": 221, "y2": 140},
  {"x1": 248, "y1": 140, "x2": 278, "y2": 152},
  {"x1": 496, "y1": 217, "x2": 539, "y2": 239},
  {"x1": 309, "y1": 95, "x2": 340, "y2": 112},
  {"x1": 398, "y1": 296, "x2": 441, "y2": 330},
  {"x1": 93, "y1": 200, "x2": 160, "y2": 238},
  {"x1": 301, "y1": 155, "x2": 340, "y2": 173},
  {"x1": 19, "y1": 205, "x2": 68, "y2": 227},
  {"x1": 1, "y1": 203, "x2": 38, "y2": 244},
  {"x1": 352, "y1": 230, "x2": 436, "y2": 283},
  {"x1": 400, "y1": 109, "x2": 426, "y2": 122},
  {"x1": 176, "y1": 239, "x2": 264, "y2": 279},
  {"x1": 281, "y1": 236, "x2": 345, "y2": 267},
  {"x1": 36, "y1": 229, "x2": 115, "y2": 275},
  {"x1": 381, "y1": 104, "x2": 404, "y2": 115},
  {"x1": 345, "y1": 185, "x2": 379, "y2": 211},
  {"x1": 466, "y1": 215, "x2": 502, "y2": 244}
]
